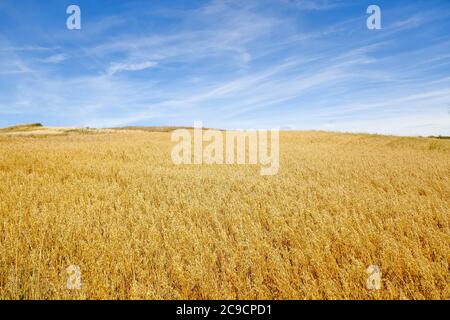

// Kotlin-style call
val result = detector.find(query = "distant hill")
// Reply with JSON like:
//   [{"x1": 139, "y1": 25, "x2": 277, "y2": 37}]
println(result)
[
  {"x1": 112, "y1": 126, "x2": 192, "y2": 132},
  {"x1": 113, "y1": 126, "x2": 224, "y2": 132},
  {"x1": 0, "y1": 123, "x2": 43, "y2": 132}
]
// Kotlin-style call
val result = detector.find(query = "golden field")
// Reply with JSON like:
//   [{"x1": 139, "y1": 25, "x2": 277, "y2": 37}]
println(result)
[{"x1": 0, "y1": 128, "x2": 449, "y2": 299}]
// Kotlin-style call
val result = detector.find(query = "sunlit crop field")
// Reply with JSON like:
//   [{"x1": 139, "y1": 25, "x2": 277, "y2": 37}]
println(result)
[{"x1": 0, "y1": 129, "x2": 449, "y2": 299}]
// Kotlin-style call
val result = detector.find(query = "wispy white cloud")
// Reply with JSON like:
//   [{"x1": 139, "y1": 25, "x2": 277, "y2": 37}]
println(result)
[
  {"x1": 87, "y1": 1, "x2": 280, "y2": 69},
  {"x1": 107, "y1": 61, "x2": 158, "y2": 75},
  {"x1": 390, "y1": 16, "x2": 424, "y2": 30},
  {"x1": 0, "y1": 45, "x2": 55, "y2": 52},
  {"x1": 39, "y1": 53, "x2": 67, "y2": 64},
  {"x1": 284, "y1": 0, "x2": 344, "y2": 11}
]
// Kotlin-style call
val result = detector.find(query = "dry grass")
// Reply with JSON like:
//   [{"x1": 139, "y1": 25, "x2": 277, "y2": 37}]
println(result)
[{"x1": 0, "y1": 130, "x2": 448, "y2": 299}]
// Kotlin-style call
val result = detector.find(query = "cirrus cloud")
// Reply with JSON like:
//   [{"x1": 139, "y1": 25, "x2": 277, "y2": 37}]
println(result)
[{"x1": 107, "y1": 60, "x2": 158, "y2": 75}]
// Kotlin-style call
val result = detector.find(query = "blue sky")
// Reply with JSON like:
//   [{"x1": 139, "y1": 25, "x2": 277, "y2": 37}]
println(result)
[{"x1": 0, "y1": 0, "x2": 449, "y2": 135}]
